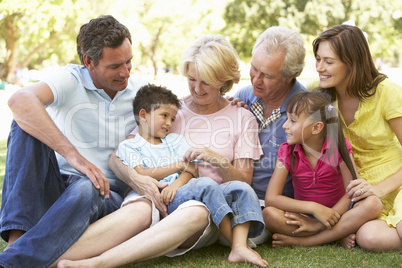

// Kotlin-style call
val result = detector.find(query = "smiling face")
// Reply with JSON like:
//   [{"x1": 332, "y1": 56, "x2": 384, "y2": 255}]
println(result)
[
  {"x1": 315, "y1": 41, "x2": 350, "y2": 93},
  {"x1": 85, "y1": 38, "x2": 133, "y2": 99},
  {"x1": 141, "y1": 104, "x2": 178, "y2": 143},
  {"x1": 187, "y1": 62, "x2": 221, "y2": 107},
  {"x1": 282, "y1": 111, "x2": 315, "y2": 146}
]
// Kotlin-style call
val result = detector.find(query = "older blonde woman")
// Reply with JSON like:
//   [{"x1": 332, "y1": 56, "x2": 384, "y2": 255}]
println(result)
[{"x1": 56, "y1": 35, "x2": 267, "y2": 267}]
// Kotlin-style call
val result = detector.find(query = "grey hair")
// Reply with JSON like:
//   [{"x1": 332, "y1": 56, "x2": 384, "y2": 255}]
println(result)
[{"x1": 252, "y1": 26, "x2": 305, "y2": 79}]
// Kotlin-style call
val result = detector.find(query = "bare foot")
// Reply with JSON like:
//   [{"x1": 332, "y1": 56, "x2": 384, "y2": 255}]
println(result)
[
  {"x1": 228, "y1": 245, "x2": 268, "y2": 267},
  {"x1": 272, "y1": 233, "x2": 300, "y2": 247},
  {"x1": 337, "y1": 234, "x2": 356, "y2": 249}
]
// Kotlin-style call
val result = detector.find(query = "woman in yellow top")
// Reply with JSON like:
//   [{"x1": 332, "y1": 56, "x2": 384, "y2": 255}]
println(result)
[{"x1": 312, "y1": 24, "x2": 402, "y2": 251}]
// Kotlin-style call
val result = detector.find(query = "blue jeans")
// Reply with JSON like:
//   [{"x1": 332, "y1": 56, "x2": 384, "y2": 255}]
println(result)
[
  {"x1": 167, "y1": 177, "x2": 264, "y2": 238},
  {"x1": 0, "y1": 121, "x2": 124, "y2": 268}
]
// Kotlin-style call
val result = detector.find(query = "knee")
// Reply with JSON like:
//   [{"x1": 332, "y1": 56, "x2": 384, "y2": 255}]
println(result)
[
  {"x1": 184, "y1": 206, "x2": 209, "y2": 231},
  {"x1": 262, "y1": 206, "x2": 282, "y2": 229},
  {"x1": 71, "y1": 178, "x2": 99, "y2": 198},
  {"x1": 123, "y1": 200, "x2": 152, "y2": 229},
  {"x1": 66, "y1": 178, "x2": 102, "y2": 207},
  {"x1": 223, "y1": 180, "x2": 254, "y2": 195},
  {"x1": 360, "y1": 196, "x2": 383, "y2": 218},
  {"x1": 356, "y1": 229, "x2": 377, "y2": 251},
  {"x1": 196, "y1": 177, "x2": 218, "y2": 189},
  {"x1": 356, "y1": 222, "x2": 382, "y2": 252}
]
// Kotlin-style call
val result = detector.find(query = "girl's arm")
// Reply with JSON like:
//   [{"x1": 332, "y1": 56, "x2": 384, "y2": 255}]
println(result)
[
  {"x1": 134, "y1": 161, "x2": 198, "y2": 180},
  {"x1": 346, "y1": 117, "x2": 402, "y2": 201},
  {"x1": 183, "y1": 146, "x2": 253, "y2": 184},
  {"x1": 266, "y1": 160, "x2": 340, "y2": 229},
  {"x1": 332, "y1": 157, "x2": 356, "y2": 215},
  {"x1": 161, "y1": 171, "x2": 194, "y2": 205}
]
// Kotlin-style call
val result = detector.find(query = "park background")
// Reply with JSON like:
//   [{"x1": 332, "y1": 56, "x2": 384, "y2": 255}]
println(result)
[{"x1": 0, "y1": 0, "x2": 401, "y2": 267}]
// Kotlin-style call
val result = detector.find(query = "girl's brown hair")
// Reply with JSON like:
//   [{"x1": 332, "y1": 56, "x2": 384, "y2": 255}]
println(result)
[
  {"x1": 285, "y1": 91, "x2": 357, "y2": 180},
  {"x1": 312, "y1": 25, "x2": 386, "y2": 102}
]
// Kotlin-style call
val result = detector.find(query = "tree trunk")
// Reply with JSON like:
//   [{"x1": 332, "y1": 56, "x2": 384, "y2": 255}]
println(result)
[{"x1": 3, "y1": 15, "x2": 21, "y2": 83}]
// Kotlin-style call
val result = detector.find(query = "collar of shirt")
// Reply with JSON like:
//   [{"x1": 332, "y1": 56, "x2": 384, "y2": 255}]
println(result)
[
  {"x1": 250, "y1": 101, "x2": 281, "y2": 133},
  {"x1": 292, "y1": 139, "x2": 336, "y2": 165}
]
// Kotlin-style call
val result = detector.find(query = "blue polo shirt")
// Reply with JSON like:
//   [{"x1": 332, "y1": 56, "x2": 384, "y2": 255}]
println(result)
[
  {"x1": 233, "y1": 80, "x2": 306, "y2": 200},
  {"x1": 43, "y1": 64, "x2": 146, "y2": 195}
]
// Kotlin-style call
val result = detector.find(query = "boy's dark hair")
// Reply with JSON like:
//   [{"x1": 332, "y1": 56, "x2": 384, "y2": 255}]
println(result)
[
  {"x1": 77, "y1": 15, "x2": 131, "y2": 66},
  {"x1": 285, "y1": 91, "x2": 357, "y2": 180},
  {"x1": 132, "y1": 83, "x2": 181, "y2": 125}
]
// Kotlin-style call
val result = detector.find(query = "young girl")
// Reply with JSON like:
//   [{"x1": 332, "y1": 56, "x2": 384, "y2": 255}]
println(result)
[{"x1": 263, "y1": 91, "x2": 382, "y2": 248}]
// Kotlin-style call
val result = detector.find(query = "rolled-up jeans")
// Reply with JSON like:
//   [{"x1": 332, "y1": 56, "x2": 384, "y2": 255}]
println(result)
[
  {"x1": 168, "y1": 177, "x2": 264, "y2": 238},
  {"x1": 0, "y1": 121, "x2": 124, "y2": 268}
]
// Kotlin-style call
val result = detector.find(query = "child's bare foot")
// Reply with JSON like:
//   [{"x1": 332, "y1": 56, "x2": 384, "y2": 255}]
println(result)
[
  {"x1": 337, "y1": 234, "x2": 356, "y2": 249},
  {"x1": 272, "y1": 233, "x2": 299, "y2": 247},
  {"x1": 228, "y1": 245, "x2": 268, "y2": 267}
]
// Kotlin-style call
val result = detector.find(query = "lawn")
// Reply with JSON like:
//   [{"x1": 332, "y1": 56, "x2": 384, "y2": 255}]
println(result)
[{"x1": 0, "y1": 139, "x2": 400, "y2": 267}]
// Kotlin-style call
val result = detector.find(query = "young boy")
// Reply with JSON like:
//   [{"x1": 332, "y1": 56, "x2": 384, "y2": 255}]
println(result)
[{"x1": 116, "y1": 83, "x2": 232, "y2": 225}]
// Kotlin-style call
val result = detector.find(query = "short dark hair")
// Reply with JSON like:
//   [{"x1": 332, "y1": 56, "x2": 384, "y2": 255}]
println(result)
[
  {"x1": 77, "y1": 15, "x2": 131, "y2": 66},
  {"x1": 132, "y1": 83, "x2": 181, "y2": 125}
]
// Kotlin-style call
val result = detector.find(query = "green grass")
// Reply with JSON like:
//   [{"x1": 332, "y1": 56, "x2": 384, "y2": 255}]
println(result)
[{"x1": 0, "y1": 139, "x2": 401, "y2": 267}]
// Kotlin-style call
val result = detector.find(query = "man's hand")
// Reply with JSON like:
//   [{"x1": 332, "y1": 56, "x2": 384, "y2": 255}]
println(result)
[
  {"x1": 131, "y1": 172, "x2": 169, "y2": 217},
  {"x1": 66, "y1": 151, "x2": 110, "y2": 198},
  {"x1": 227, "y1": 96, "x2": 248, "y2": 109}
]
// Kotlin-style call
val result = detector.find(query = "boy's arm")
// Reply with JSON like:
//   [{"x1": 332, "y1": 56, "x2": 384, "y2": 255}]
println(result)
[
  {"x1": 109, "y1": 149, "x2": 168, "y2": 216},
  {"x1": 134, "y1": 161, "x2": 197, "y2": 180},
  {"x1": 161, "y1": 171, "x2": 195, "y2": 205}
]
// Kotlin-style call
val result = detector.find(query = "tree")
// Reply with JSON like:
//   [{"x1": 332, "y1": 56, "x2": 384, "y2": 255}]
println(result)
[
  {"x1": 114, "y1": 0, "x2": 227, "y2": 79},
  {"x1": 0, "y1": 0, "x2": 100, "y2": 83},
  {"x1": 223, "y1": 0, "x2": 402, "y2": 65}
]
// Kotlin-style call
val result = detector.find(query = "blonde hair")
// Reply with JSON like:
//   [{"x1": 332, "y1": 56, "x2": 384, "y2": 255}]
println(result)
[{"x1": 180, "y1": 35, "x2": 240, "y2": 95}]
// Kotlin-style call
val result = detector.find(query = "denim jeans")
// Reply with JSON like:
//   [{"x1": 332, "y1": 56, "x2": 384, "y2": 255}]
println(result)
[
  {"x1": 0, "y1": 121, "x2": 124, "y2": 268},
  {"x1": 167, "y1": 177, "x2": 264, "y2": 238}
]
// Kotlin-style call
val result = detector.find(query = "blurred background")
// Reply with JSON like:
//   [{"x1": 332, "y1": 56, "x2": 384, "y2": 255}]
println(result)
[{"x1": 1, "y1": 0, "x2": 402, "y2": 139}]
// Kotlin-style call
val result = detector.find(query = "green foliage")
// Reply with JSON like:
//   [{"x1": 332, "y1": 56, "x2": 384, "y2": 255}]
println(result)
[
  {"x1": 0, "y1": 0, "x2": 401, "y2": 82},
  {"x1": 0, "y1": 0, "x2": 106, "y2": 81},
  {"x1": 223, "y1": 0, "x2": 402, "y2": 64}
]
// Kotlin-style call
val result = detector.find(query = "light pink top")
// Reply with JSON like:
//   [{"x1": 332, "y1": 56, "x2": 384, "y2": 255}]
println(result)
[{"x1": 171, "y1": 101, "x2": 262, "y2": 184}]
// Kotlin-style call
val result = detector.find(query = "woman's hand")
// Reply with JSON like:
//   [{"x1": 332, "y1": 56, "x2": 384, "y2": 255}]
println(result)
[
  {"x1": 346, "y1": 178, "x2": 381, "y2": 202},
  {"x1": 284, "y1": 212, "x2": 324, "y2": 234},
  {"x1": 183, "y1": 146, "x2": 228, "y2": 168}
]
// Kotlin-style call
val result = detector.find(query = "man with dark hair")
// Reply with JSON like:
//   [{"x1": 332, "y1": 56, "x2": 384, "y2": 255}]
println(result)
[{"x1": 0, "y1": 15, "x2": 147, "y2": 267}]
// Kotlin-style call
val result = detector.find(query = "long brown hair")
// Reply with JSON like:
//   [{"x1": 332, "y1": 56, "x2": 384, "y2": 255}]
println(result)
[
  {"x1": 285, "y1": 91, "x2": 357, "y2": 180},
  {"x1": 313, "y1": 25, "x2": 386, "y2": 102}
]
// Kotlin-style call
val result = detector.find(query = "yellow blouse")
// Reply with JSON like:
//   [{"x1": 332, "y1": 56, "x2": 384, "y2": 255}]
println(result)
[{"x1": 336, "y1": 78, "x2": 402, "y2": 227}]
